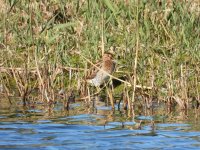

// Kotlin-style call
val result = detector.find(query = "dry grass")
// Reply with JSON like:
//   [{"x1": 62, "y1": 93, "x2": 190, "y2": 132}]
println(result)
[{"x1": 0, "y1": 0, "x2": 199, "y2": 112}]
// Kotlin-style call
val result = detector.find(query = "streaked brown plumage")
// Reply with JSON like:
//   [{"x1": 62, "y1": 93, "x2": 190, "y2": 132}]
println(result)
[{"x1": 86, "y1": 53, "x2": 115, "y2": 87}]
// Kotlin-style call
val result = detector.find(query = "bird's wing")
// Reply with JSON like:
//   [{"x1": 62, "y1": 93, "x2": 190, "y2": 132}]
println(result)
[{"x1": 86, "y1": 61, "x2": 102, "y2": 79}]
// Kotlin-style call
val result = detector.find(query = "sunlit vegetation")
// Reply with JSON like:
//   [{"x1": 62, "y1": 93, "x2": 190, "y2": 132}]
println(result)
[{"x1": 0, "y1": 0, "x2": 199, "y2": 113}]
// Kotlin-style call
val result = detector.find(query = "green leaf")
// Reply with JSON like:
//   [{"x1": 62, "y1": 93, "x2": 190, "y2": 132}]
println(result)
[
  {"x1": 103, "y1": 0, "x2": 118, "y2": 14},
  {"x1": 53, "y1": 22, "x2": 78, "y2": 30}
]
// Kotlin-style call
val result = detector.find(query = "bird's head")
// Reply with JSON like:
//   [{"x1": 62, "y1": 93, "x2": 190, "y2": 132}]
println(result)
[{"x1": 102, "y1": 52, "x2": 113, "y2": 61}]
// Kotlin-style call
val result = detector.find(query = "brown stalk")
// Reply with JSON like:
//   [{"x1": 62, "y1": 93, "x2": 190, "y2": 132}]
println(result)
[
  {"x1": 131, "y1": 0, "x2": 140, "y2": 113},
  {"x1": 10, "y1": 64, "x2": 23, "y2": 96},
  {"x1": 180, "y1": 64, "x2": 188, "y2": 107},
  {"x1": 106, "y1": 86, "x2": 114, "y2": 109},
  {"x1": 76, "y1": 52, "x2": 152, "y2": 90},
  {"x1": 172, "y1": 96, "x2": 187, "y2": 110},
  {"x1": 101, "y1": 11, "x2": 104, "y2": 57},
  {"x1": 196, "y1": 76, "x2": 200, "y2": 107},
  {"x1": 1, "y1": 76, "x2": 12, "y2": 104},
  {"x1": 34, "y1": 54, "x2": 46, "y2": 103},
  {"x1": 160, "y1": 20, "x2": 173, "y2": 41},
  {"x1": 126, "y1": 86, "x2": 131, "y2": 111},
  {"x1": 0, "y1": 66, "x2": 86, "y2": 73},
  {"x1": 166, "y1": 67, "x2": 174, "y2": 109},
  {"x1": 77, "y1": 84, "x2": 106, "y2": 101}
]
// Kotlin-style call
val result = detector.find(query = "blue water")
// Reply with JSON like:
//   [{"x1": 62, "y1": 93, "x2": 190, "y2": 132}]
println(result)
[{"x1": 0, "y1": 102, "x2": 200, "y2": 150}]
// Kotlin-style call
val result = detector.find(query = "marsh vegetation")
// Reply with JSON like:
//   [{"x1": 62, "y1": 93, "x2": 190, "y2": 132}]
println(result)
[{"x1": 0, "y1": 0, "x2": 200, "y2": 114}]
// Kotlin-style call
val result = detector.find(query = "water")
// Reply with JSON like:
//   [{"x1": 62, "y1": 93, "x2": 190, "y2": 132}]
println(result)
[{"x1": 0, "y1": 100, "x2": 200, "y2": 150}]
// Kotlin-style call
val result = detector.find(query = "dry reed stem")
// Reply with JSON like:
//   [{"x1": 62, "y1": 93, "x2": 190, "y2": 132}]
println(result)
[
  {"x1": 101, "y1": 13, "x2": 105, "y2": 57},
  {"x1": 172, "y1": 96, "x2": 187, "y2": 110},
  {"x1": 126, "y1": 86, "x2": 131, "y2": 110},
  {"x1": 10, "y1": 64, "x2": 23, "y2": 96},
  {"x1": 106, "y1": 86, "x2": 114, "y2": 109},
  {"x1": 0, "y1": 66, "x2": 86, "y2": 73},
  {"x1": 78, "y1": 82, "x2": 107, "y2": 101},
  {"x1": 160, "y1": 20, "x2": 173, "y2": 41},
  {"x1": 131, "y1": 0, "x2": 139, "y2": 111},
  {"x1": 76, "y1": 52, "x2": 153, "y2": 90},
  {"x1": 1, "y1": 77, "x2": 12, "y2": 104},
  {"x1": 34, "y1": 52, "x2": 46, "y2": 102},
  {"x1": 87, "y1": 86, "x2": 91, "y2": 103}
]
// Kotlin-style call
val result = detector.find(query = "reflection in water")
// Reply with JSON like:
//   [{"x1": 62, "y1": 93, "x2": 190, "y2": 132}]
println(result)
[{"x1": 0, "y1": 99, "x2": 200, "y2": 149}]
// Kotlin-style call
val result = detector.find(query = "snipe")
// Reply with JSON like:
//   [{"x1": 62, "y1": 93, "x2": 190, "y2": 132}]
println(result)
[{"x1": 86, "y1": 52, "x2": 116, "y2": 87}]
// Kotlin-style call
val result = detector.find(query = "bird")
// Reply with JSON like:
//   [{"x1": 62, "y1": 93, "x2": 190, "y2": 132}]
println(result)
[{"x1": 86, "y1": 52, "x2": 116, "y2": 87}]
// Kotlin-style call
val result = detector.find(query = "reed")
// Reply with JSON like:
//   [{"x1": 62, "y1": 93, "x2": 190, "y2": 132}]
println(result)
[{"x1": 0, "y1": 0, "x2": 199, "y2": 112}]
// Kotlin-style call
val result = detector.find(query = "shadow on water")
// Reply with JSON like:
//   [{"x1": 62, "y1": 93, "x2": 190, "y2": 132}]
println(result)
[{"x1": 0, "y1": 98, "x2": 200, "y2": 150}]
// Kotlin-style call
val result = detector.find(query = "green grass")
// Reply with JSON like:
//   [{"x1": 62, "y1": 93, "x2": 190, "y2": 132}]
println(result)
[{"x1": 0, "y1": 0, "x2": 199, "y2": 108}]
